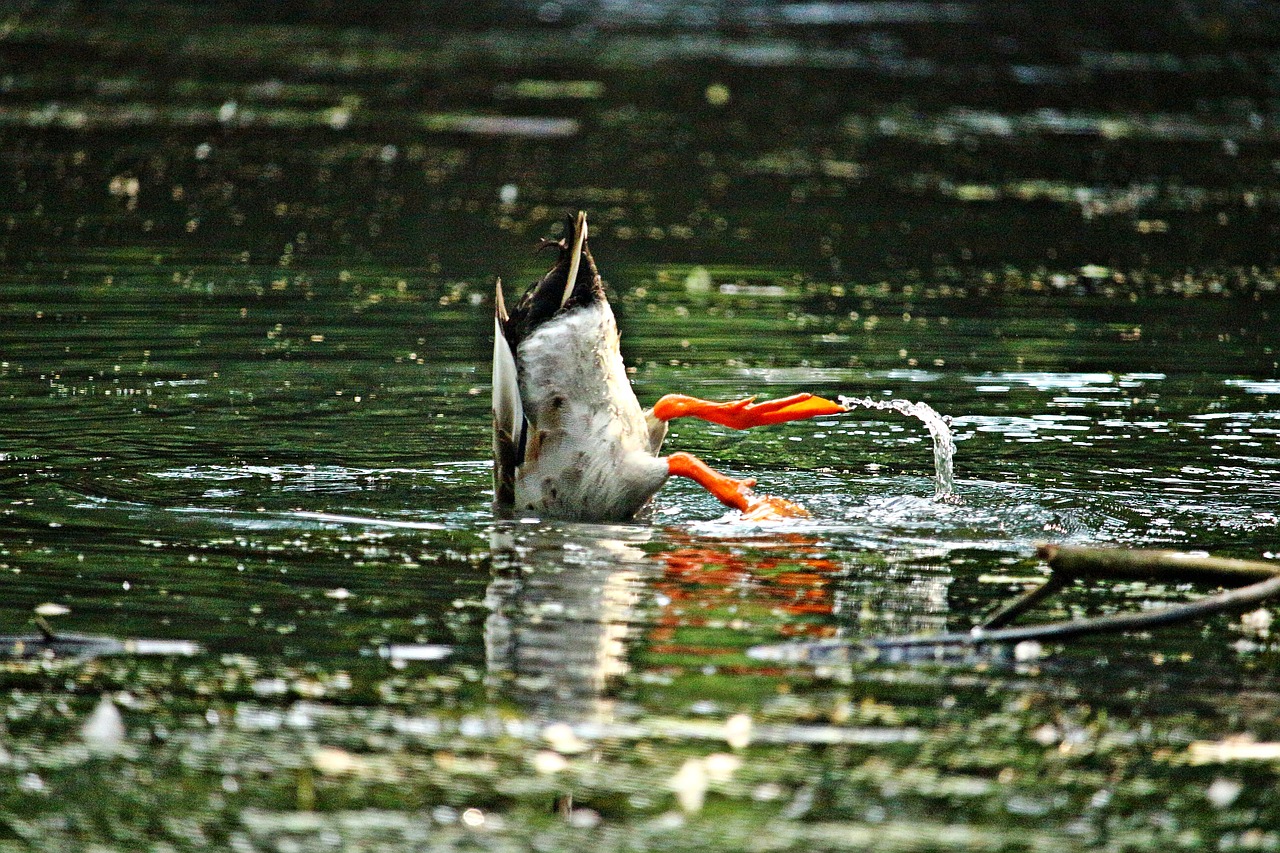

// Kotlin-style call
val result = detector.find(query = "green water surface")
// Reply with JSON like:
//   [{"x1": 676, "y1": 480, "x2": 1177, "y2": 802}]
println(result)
[{"x1": 2, "y1": 4, "x2": 1280, "y2": 851}]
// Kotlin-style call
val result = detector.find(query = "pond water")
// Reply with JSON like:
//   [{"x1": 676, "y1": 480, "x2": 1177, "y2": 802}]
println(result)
[{"x1": 2, "y1": 4, "x2": 1280, "y2": 850}]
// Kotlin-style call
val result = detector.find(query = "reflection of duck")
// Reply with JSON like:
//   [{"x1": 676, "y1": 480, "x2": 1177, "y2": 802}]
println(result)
[
  {"x1": 483, "y1": 525, "x2": 949, "y2": 721},
  {"x1": 483, "y1": 525, "x2": 845, "y2": 722},
  {"x1": 493, "y1": 211, "x2": 845, "y2": 522},
  {"x1": 485, "y1": 525, "x2": 653, "y2": 721}
]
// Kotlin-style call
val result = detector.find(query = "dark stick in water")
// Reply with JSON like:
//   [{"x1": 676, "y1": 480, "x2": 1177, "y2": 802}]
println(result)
[
  {"x1": 750, "y1": 545, "x2": 1280, "y2": 661},
  {"x1": 871, "y1": 544, "x2": 1280, "y2": 649}
]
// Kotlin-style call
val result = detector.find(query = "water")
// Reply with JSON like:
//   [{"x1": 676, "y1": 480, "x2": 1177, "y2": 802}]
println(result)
[
  {"x1": 837, "y1": 395, "x2": 958, "y2": 502},
  {"x1": 2, "y1": 3, "x2": 1280, "y2": 850}
]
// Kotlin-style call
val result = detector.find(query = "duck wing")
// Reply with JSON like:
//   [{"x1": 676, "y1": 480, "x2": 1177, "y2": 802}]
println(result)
[
  {"x1": 492, "y1": 211, "x2": 608, "y2": 513},
  {"x1": 492, "y1": 278, "x2": 524, "y2": 510},
  {"x1": 643, "y1": 408, "x2": 668, "y2": 454},
  {"x1": 505, "y1": 211, "x2": 604, "y2": 345}
]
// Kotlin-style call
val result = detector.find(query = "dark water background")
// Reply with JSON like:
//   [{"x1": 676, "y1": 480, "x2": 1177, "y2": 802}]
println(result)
[{"x1": 2, "y1": 2, "x2": 1280, "y2": 850}]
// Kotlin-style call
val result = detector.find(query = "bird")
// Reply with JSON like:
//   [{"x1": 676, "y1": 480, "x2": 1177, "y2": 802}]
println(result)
[{"x1": 492, "y1": 211, "x2": 847, "y2": 522}]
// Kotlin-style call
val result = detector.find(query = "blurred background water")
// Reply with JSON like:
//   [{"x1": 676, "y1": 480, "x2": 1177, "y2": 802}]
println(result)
[{"x1": 2, "y1": 2, "x2": 1280, "y2": 850}]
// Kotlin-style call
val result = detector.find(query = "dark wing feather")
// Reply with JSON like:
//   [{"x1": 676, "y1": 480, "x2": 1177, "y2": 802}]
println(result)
[
  {"x1": 492, "y1": 278, "x2": 525, "y2": 512},
  {"x1": 492, "y1": 212, "x2": 603, "y2": 514},
  {"x1": 492, "y1": 415, "x2": 519, "y2": 513},
  {"x1": 503, "y1": 212, "x2": 604, "y2": 352}
]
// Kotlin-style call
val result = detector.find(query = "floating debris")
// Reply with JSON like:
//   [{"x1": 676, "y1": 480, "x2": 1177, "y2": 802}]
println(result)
[
  {"x1": 542, "y1": 722, "x2": 590, "y2": 755},
  {"x1": 669, "y1": 757, "x2": 709, "y2": 813},
  {"x1": 684, "y1": 266, "x2": 713, "y2": 294},
  {"x1": 0, "y1": 632, "x2": 202, "y2": 661},
  {"x1": 500, "y1": 80, "x2": 604, "y2": 100},
  {"x1": 125, "y1": 638, "x2": 203, "y2": 656},
  {"x1": 311, "y1": 746, "x2": 367, "y2": 777},
  {"x1": 780, "y1": 2, "x2": 973, "y2": 25},
  {"x1": 724, "y1": 713, "x2": 752, "y2": 749},
  {"x1": 81, "y1": 696, "x2": 126, "y2": 753},
  {"x1": 531, "y1": 750, "x2": 569, "y2": 774},
  {"x1": 378, "y1": 644, "x2": 453, "y2": 665},
  {"x1": 1188, "y1": 739, "x2": 1280, "y2": 765},
  {"x1": 421, "y1": 114, "x2": 579, "y2": 138}
]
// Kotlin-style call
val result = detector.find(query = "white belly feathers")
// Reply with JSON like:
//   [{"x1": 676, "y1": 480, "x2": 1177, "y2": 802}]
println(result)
[{"x1": 513, "y1": 301, "x2": 668, "y2": 520}]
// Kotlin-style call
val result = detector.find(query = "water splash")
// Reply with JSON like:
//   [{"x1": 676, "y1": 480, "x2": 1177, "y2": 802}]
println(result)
[{"x1": 839, "y1": 396, "x2": 960, "y2": 503}]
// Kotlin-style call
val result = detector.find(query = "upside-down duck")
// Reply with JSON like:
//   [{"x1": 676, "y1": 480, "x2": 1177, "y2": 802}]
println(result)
[{"x1": 492, "y1": 211, "x2": 846, "y2": 522}]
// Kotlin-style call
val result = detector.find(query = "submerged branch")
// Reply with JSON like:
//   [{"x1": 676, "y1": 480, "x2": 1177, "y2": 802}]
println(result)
[
  {"x1": 749, "y1": 545, "x2": 1280, "y2": 660},
  {"x1": 871, "y1": 545, "x2": 1280, "y2": 650},
  {"x1": 1038, "y1": 544, "x2": 1280, "y2": 585},
  {"x1": 979, "y1": 573, "x2": 1071, "y2": 630},
  {"x1": 872, "y1": 574, "x2": 1280, "y2": 649}
]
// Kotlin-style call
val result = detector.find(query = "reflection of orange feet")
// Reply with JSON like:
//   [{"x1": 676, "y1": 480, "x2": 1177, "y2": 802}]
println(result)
[{"x1": 653, "y1": 393, "x2": 847, "y2": 430}]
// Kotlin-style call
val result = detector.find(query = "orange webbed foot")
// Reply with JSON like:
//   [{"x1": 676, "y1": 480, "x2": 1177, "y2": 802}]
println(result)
[
  {"x1": 740, "y1": 493, "x2": 810, "y2": 521},
  {"x1": 666, "y1": 452, "x2": 810, "y2": 520},
  {"x1": 652, "y1": 393, "x2": 847, "y2": 430}
]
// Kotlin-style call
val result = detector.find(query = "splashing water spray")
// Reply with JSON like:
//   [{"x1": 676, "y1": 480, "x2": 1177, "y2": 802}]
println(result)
[{"x1": 837, "y1": 395, "x2": 960, "y2": 503}]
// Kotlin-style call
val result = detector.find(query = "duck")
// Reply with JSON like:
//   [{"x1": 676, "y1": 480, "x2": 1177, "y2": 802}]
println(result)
[{"x1": 492, "y1": 211, "x2": 847, "y2": 522}]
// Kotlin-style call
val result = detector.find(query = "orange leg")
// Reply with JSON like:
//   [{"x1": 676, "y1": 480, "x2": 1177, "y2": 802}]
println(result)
[
  {"x1": 666, "y1": 452, "x2": 809, "y2": 520},
  {"x1": 652, "y1": 393, "x2": 847, "y2": 429}
]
